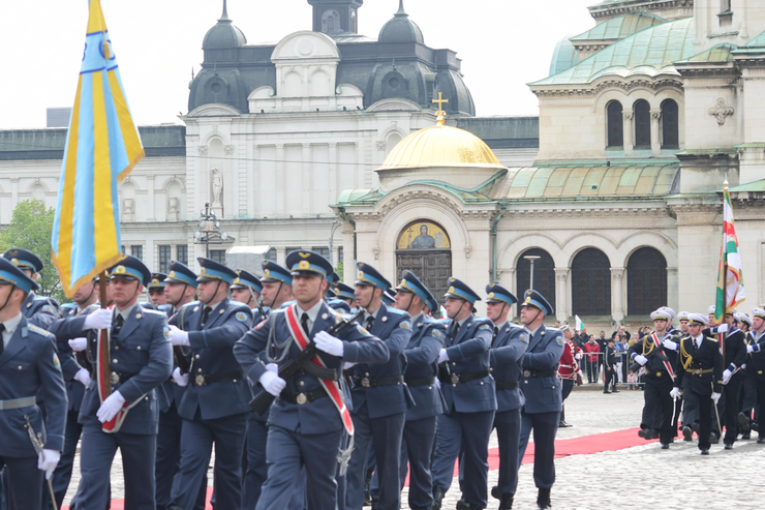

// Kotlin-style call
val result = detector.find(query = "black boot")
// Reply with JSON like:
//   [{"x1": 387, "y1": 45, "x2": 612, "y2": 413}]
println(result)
[
  {"x1": 456, "y1": 499, "x2": 483, "y2": 510},
  {"x1": 682, "y1": 425, "x2": 693, "y2": 441},
  {"x1": 431, "y1": 486, "x2": 446, "y2": 510},
  {"x1": 499, "y1": 493, "x2": 514, "y2": 509},
  {"x1": 738, "y1": 412, "x2": 751, "y2": 432},
  {"x1": 491, "y1": 486, "x2": 501, "y2": 500},
  {"x1": 537, "y1": 488, "x2": 551, "y2": 509},
  {"x1": 364, "y1": 473, "x2": 372, "y2": 506}
]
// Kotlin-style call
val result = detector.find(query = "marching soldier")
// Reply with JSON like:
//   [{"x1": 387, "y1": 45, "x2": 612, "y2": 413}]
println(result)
[
  {"x1": 71, "y1": 256, "x2": 172, "y2": 509},
  {"x1": 334, "y1": 282, "x2": 357, "y2": 311},
  {"x1": 2, "y1": 249, "x2": 59, "y2": 329},
  {"x1": 516, "y1": 290, "x2": 563, "y2": 510},
  {"x1": 741, "y1": 308, "x2": 765, "y2": 442},
  {"x1": 678, "y1": 311, "x2": 690, "y2": 334},
  {"x1": 345, "y1": 263, "x2": 413, "y2": 510},
  {"x1": 166, "y1": 258, "x2": 253, "y2": 510},
  {"x1": 671, "y1": 313, "x2": 723, "y2": 455},
  {"x1": 147, "y1": 273, "x2": 169, "y2": 309},
  {"x1": 739, "y1": 310, "x2": 761, "y2": 439},
  {"x1": 557, "y1": 325, "x2": 582, "y2": 427},
  {"x1": 0, "y1": 257, "x2": 66, "y2": 510},
  {"x1": 628, "y1": 307, "x2": 678, "y2": 447},
  {"x1": 431, "y1": 278, "x2": 496, "y2": 510},
  {"x1": 392, "y1": 271, "x2": 446, "y2": 510},
  {"x1": 486, "y1": 284, "x2": 527, "y2": 510},
  {"x1": 231, "y1": 269, "x2": 263, "y2": 313},
  {"x1": 234, "y1": 250, "x2": 389, "y2": 510}
]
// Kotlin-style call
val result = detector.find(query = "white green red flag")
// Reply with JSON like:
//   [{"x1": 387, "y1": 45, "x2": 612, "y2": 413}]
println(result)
[
  {"x1": 715, "y1": 182, "x2": 745, "y2": 323},
  {"x1": 575, "y1": 315, "x2": 586, "y2": 332}
]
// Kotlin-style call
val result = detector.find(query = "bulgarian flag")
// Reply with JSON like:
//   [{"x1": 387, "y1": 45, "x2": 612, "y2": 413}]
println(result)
[
  {"x1": 576, "y1": 315, "x2": 586, "y2": 332},
  {"x1": 715, "y1": 181, "x2": 745, "y2": 323}
]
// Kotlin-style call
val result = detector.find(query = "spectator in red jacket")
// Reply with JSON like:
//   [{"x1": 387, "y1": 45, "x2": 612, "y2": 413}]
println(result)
[{"x1": 584, "y1": 335, "x2": 601, "y2": 384}]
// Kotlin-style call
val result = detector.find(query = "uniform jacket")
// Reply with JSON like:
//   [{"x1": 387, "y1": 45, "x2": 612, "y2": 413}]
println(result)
[
  {"x1": 491, "y1": 323, "x2": 528, "y2": 413},
  {"x1": 604, "y1": 346, "x2": 617, "y2": 368},
  {"x1": 674, "y1": 335, "x2": 723, "y2": 395},
  {"x1": 0, "y1": 317, "x2": 67, "y2": 457},
  {"x1": 720, "y1": 327, "x2": 747, "y2": 372},
  {"x1": 744, "y1": 330, "x2": 765, "y2": 380},
  {"x1": 349, "y1": 303, "x2": 413, "y2": 418},
  {"x1": 175, "y1": 298, "x2": 253, "y2": 421},
  {"x1": 440, "y1": 316, "x2": 497, "y2": 413},
  {"x1": 155, "y1": 302, "x2": 197, "y2": 413},
  {"x1": 627, "y1": 333, "x2": 677, "y2": 381},
  {"x1": 23, "y1": 292, "x2": 60, "y2": 330},
  {"x1": 78, "y1": 306, "x2": 172, "y2": 435},
  {"x1": 520, "y1": 325, "x2": 564, "y2": 414},
  {"x1": 402, "y1": 315, "x2": 446, "y2": 421},
  {"x1": 558, "y1": 340, "x2": 581, "y2": 380},
  {"x1": 234, "y1": 302, "x2": 389, "y2": 435}
]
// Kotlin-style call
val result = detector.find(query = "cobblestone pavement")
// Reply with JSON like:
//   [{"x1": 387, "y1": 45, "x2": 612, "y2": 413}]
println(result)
[{"x1": 64, "y1": 388, "x2": 764, "y2": 509}]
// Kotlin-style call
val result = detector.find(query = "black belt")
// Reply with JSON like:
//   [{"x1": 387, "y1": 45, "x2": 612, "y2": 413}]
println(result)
[
  {"x1": 281, "y1": 389, "x2": 327, "y2": 405},
  {"x1": 438, "y1": 369, "x2": 490, "y2": 385},
  {"x1": 522, "y1": 370, "x2": 558, "y2": 378},
  {"x1": 405, "y1": 376, "x2": 435, "y2": 387},
  {"x1": 193, "y1": 371, "x2": 244, "y2": 387},
  {"x1": 352, "y1": 375, "x2": 404, "y2": 388},
  {"x1": 496, "y1": 381, "x2": 519, "y2": 390}
]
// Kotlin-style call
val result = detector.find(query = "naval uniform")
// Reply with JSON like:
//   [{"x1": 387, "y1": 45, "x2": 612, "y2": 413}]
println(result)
[
  {"x1": 167, "y1": 298, "x2": 252, "y2": 510},
  {"x1": 711, "y1": 326, "x2": 747, "y2": 445},
  {"x1": 234, "y1": 301, "x2": 389, "y2": 510},
  {"x1": 345, "y1": 303, "x2": 413, "y2": 510},
  {"x1": 0, "y1": 315, "x2": 67, "y2": 510},
  {"x1": 73, "y1": 304, "x2": 172, "y2": 510},
  {"x1": 431, "y1": 316, "x2": 496, "y2": 509},
  {"x1": 742, "y1": 329, "x2": 765, "y2": 437}
]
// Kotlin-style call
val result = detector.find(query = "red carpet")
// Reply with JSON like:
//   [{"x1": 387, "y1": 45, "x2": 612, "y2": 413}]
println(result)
[{"x1": 63, "y1": 428, "x2": 654, "y2": 508}]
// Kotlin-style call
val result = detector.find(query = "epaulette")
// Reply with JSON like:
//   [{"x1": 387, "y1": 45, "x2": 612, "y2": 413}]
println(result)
[
  {"x1": 142, "y1": 308, "x2": 167, "y2": 318},
  {"x1": 28, "y1": 324, "x2": 55, "y2": 339},
  {"x1": 706, "y1": 336, "x2": 719, "y2": 343}
]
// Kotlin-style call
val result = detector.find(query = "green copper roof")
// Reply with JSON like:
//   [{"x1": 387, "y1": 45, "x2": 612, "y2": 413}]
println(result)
[
  {"x1": 549, "y1": 36, "x2": 579, "y2": 76},
  {"x1": 531, "y1": 17, "x2": 694, "y2": 86},
  {"x1": 745, "y1": 30, "x2": 765, "y2": 48},
  {"x1": 570, "y1": 13, "x2": 665, "y2": 42},
  {"x1": 729, "y1": 179, "x2": 765, "y2": 192},
  {"x1": 675, "y1": 43, "x2": 737, "y2": 64}
]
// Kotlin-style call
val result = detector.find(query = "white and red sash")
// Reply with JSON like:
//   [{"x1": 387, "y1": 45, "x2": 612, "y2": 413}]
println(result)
[
  {"x1": 651, "y1": 332, "x2": 675, "y2": 380},
  {"x1": 284, "y1": 304, "x2": 354, "y2": 435}
]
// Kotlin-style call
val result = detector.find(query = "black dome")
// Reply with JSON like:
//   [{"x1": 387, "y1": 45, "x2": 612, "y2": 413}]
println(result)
[
  {"x1": 203, "y1": 1, "x2": 246, "y2": 50},
  {"x1": 378, "y1": 1, "x2": 424, "y2": 44}
]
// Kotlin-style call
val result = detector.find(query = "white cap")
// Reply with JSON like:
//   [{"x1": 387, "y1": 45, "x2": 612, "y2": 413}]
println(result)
[
  {"x1": 650, "y1": 308, "x2": 672, "y2": 321},
  {"x1": 708, "y1": 305, "x2": 716, "y2": 315},
  {"x1": 736, "y1": 312, "x2": 752, "y2": 327},
  {"x1": 688, "y1": 313, "x2": 708, "y2": 326},
  {"x1": 751, "y1": 308, "x2": 765, "y2": 320},
  {"x1": 678, "y1": 311, "x2": 690, "y2": 321}
]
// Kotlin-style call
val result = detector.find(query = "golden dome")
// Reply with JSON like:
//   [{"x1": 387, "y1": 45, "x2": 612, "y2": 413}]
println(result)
[{"x1": 377, "y1": 121, "x2": 505, "y2": 172}]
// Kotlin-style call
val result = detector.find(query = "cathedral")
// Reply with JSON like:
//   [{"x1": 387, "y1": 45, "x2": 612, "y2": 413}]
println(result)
[{"x1": 1, "y1": 0, "x2": 765, "y2": 327}]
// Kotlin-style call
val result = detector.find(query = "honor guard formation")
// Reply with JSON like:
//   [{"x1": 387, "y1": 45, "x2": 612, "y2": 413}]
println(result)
[{"x1": 2, "y1": 247, "x2": 765, "y2": 510}]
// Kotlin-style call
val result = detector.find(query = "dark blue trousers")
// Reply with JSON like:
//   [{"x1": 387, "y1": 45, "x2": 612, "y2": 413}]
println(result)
[
  {"x1": 398, "y1": 416, "x2": 437, "y2": 510},
  {"x1": 156, "y1": 408, "x2": 182, "y2": 509},
  {"x1": 169, "y1": 413, "x2": 246, "y2": 510},
  {"x1": 75, "y1": 423, "x2": 157, "y2": 510},
  {"x1": 256, "y1": 424, "x2": 342, "y2": 510},
  {"x1": 1, "y1": 456, "x2": 42, "y2": 510},
  {"x1": 494, "y1": 409, "x2": 521, "y2": 496},
  {"x1": 519, "y1": 411, "x2": 559, "y2": 489},
  {"x1": 242, "y1": 413, "x2": 269, "y2": 510},
  {"x1": 431, "y1": 410, "x2": 494, "y2": 508},
  {"x1": 45, "y1": 410, "x2": 82, "y2": 508},
  {"x1": 345, "y1": 406, "x2": 405, "y2": 510}
]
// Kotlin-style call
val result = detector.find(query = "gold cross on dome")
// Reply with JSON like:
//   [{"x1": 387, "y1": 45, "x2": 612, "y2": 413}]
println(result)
[{"x1": 432, "y1": 92, "x2": 448, "y2": 125}]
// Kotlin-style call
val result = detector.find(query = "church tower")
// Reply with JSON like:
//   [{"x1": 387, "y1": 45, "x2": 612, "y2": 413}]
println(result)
[{"x1": 307, "y1": 0, "x2": 363, "y2": 36}]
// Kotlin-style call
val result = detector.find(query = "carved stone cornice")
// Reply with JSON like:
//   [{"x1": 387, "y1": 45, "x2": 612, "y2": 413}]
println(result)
[
  {"x1": 588, "y1": 0, "x2": 693, "y2": 20},
  {"x1": 501, "y1": 207, "x2": 669, "y2": 218},
  {"x1": 532, "y1": 78, "x2": 683, "y2": 98}
]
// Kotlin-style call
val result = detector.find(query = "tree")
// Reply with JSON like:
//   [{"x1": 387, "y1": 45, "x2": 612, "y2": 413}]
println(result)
[
  {"x1": 0, "y1": 199, "x2": 67, "y2": 303},
  {"x1": 335, "y1": 261, "x2": 344, "y2": 281}
]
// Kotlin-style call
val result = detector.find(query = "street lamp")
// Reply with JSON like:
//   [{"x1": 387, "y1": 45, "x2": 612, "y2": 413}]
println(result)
[
  {"x1": 193, "y1": 202, "x2": 229, "y2": 258},
  {"x1": 524, "y1": 255, "x2": 541, "y2": 290}
]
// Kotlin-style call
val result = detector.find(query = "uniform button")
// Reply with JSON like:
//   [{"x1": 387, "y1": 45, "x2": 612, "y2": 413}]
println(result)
[
  {"x1": 198, "y1": 368, "x2": 203, "y2": 373},
  {"x1": 524, "y1": 380, "x2": 528, "y2": 384},
  {"x1": 299, "y1": 381, "x2": 305, "y2": 386},
  {"x1": 552, "y1": 386, "x2": 556, "y2": 389},
  {"x1": 365, "y1": 373, "x2": 369, "y2": 377},
  {"x1": 137, "y1": 346, "x2": 141, "y2": 350},
  {"x1": 145, "y1": 396, "x2": 149, "y2": 401},
  {"x1": 452, "y1": 384, "x2": 457, "y2": 387},
  {"x1": 114, "y1": 346, "x2": 119, "y2": 350},
  {"x1": 480, "y1": 382, "x2": 484, "y2": 385},
  {"x1": 17, "y1": 365, "x2": 22, "y2": 370},
  {"x1": 233, "y1": 379, "x2": 237, "y2": 383},
  {"x1": 452, "y1": 362, "x2": 456, "y2": 366},
  {"x1": 427, "y1": 386, "x2": 432, "y2": 390},
  {"x1": 113, "y1": 359, "x2": 118, "y2": 364},
  {"x1": 195, "y1": 355, "x2": 200, "y2": 359}
]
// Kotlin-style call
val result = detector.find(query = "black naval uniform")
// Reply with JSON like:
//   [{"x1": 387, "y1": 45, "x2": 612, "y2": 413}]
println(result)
[
  {"x1": 628, "y1": 335, "x2": 676, "y2": 443},
  {"x1": 742, "y1": 329, "x2": 765, "y2": 438},
  {"x1": 712, "y1": 326, "x2": 747, "y2": 446}
]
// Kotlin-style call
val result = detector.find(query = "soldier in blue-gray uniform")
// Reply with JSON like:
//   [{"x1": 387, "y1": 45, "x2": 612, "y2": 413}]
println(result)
[
  {"x1": 230, "y1": 269, "x2": 262, "y2": 315},
  {"x1": 146, "y1": 273, "x2": 169, "y2": 310},
  {"x1": 431, "y1": 278, "x2": 496, "y2": 510},
  {"x1": 155, "y1": 261, "x2": 199, "y2": 510},
  {"x1": 234, "y1": 250, "x2": 389, "y2": 510},
  {"x1": 485, "y1": 284, "x2": 528, "y2": 510},
  {"x1": 334, "y1": 282, "x2": 356, "y2": 310},
  {"x1": 0, "y1": 257, "x2": 66, "y2": 510},
  {"x1": 166, "y1": 258, "x2": 253, "y2": 510},
  {"x1": 71, "y1": 256, "x2": 172, "y2": 510},
  {"x1": 3, "y1": 249, "x2": 60, "y2": 330},
  {"x1": 344, "y1": 263, "x2": 413, "y2": 510},
  {"x1": 391, "y1": 271, "x2": 446, "y2": 510},
  {"x1": 517, "y1": 289, "x2": 564, "y2": 510}
]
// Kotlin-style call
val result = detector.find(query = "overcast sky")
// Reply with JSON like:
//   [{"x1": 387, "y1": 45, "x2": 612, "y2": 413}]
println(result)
[{"x1": 0, "y1": 0, "x2": 598, "y2": 129}]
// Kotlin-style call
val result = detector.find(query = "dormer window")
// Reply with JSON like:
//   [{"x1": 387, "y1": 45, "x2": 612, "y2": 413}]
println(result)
[{"x1": 322, "y1": 10, "x2": 340, "y2": 33}]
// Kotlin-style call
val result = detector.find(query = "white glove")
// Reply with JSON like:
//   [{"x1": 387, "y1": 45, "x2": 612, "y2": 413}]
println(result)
[
  {"x1": 96, "y1": 391, "x2": 126, "y2": 423},
  {"x1": 83, "y1": 308, "x2": 113, "y2": 330},
  {"x1": 168, "y1": 325, "x2": 190, "y2": 347},
  {"x1": 632, "y1": 354, "x2": 648, "y2": 366},
  {"x1": 74, "y1": 368, "x2": 91, "y2": 387},
  {"x1": 747, "y1": 344, "x2": 761, "y2": 354},
  {"x1": 314, "y1": 331, "x2": 344, "y2": 357},
  {"x1": 434, "y1": 378, "x2": 441, "y2": 389},
  {"x1": 343, "y1": 362, "x2": 357, "y2": 370},
  {"x1": 711, "y1": 392, "x2": 722, "y2": 404},
  {"x1": 68, "y1": 337, "x2": 88, "y2": 352},
  {"x1": 575, "y1": 353, "x2": 582, "y2": 360},
  {"x1": 716, "y1": 324, "x2": 729, "y2": 334},
  {"x1": 37, "y1": 449, "x2": 60, "y2": 480},
  {"x1": 172, "y1": 367, "x2": 188, "y2": 387},
  {"x1": 662, "y1": 339, "x2": 678, "y2": 351},
  {"x1": 259, "y1": 371, "x2": 286, "y2": 397},
  {"x1": 722, "y1": 369, "x2": 732, "y2": 384},
  {"x1": 577, "y1": 370, "x2": 584, "y2": 377},
  {"x1": 438, "y1": 348, "x2": 449, "y2": 364},
  {"x1": 669, "y1": 387, "x2": 680, "y2": 399},
  {"x1": 265, "y1": 363, "x2": 279, "y2": 374}
]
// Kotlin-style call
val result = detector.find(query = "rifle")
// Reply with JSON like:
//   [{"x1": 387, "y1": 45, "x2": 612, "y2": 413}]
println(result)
[
  {"x1": 249, "y1": 309, "x2": 364, "y2": 415},
  {"x1": 172, "y1": 304, "x2": 190, "y2": 375}
]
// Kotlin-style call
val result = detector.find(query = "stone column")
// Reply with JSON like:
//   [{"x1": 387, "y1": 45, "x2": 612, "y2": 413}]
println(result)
[
  {"x1": 147, "y1": 175, "x2": 156, "y2": 221},
  {"x1": 302, "y1": 144, "x2": 311, "y2": 214},
  {"x1": 650, "y1": 109, "x2": 662, "y2": 155},
  {"x1": 329, "y1": 142, "x2": 338, "y2": 205},
  {"x1": 10, "y1": 177, "x2": 18, "y2": 204},
  {"x1": 276, "y1": 246, "x2": 287, "y2": 266},
  {"x1": 667, "y1": 267, "x2": 679, "y2": 313},
  {"x1": 342, "y1": 220, "x2": 355, "y2": 284},
  {"x1": 611, "y1": 267, "x2": 626, "y2": 325},
  {"x1": 276, "y1": 144, "x2": 285, "y2": 215},
  {"x1": 554, "y1": 268, "x2": 569, "y2": 323},
  {"x1": 623, "y1": 112, "x2": 634, "y2": 155}
]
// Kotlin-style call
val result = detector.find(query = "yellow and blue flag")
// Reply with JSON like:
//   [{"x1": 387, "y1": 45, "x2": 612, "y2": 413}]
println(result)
[{"x1": 52, "y1": 0, "x2": 144, "y2": 297}]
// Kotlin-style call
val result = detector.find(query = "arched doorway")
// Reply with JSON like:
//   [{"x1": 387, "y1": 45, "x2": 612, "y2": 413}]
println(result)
[
  {"x1": 627, "y1": 247, "x2": 667, "y2": 315},
  {"x1": 396, "y1": 220, "x2": 452, "y2": 305},
  {"x1": 516, "y1": 248, "x2": 555, "y2": 308},
  {"x1": 571, "y1": 248, "x2": 612, "y2": 317}
]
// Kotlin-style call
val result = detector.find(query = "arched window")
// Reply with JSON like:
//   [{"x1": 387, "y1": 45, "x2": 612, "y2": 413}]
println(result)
[
  {"x1": 607, "y1": 101, "x2": 623, "y2": 148},
  {"x1": 661, "y1": 99, "x2": 679, "y2": 149},
  {"x1": 571, "y1": 248, "x2": 611, "y2": 317},
  {"x1": 516, "y1": 249, "x2": 555, "y2": 310},
  {"x1": 322, "y1": 10, "x2": 340, "y2": 33},
  {"x1": 627, "y1": 247, "x2": 667, "y2": 316},
  {"x1": 634, "y1": 100, "x2": 651, "y2": 148}
]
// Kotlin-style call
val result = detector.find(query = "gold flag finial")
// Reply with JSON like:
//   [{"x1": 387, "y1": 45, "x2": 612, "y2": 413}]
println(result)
[{"x1": 432, "y1": 92, "x2": 448, "y2": 126}]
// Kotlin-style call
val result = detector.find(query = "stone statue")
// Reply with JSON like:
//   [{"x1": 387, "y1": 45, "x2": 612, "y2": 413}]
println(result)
[
  {"x1": 168, "y1": 197, "x2": 179, "y2": 221},
  {"x1": 211, "y1": 168, "x2": 223, "y2": 208}
]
